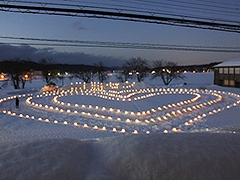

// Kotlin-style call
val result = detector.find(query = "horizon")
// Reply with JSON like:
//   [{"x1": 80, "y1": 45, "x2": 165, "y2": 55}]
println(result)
[{"x1": 0, "y1": 57, "x2": 221, "y2": 68}]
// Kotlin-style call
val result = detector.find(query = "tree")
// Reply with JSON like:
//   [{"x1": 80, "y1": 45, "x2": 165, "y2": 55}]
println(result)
[
  {"x1": 74, "y1": 71, "x2": 93, "y2": 83},
  {"x1": 122, "y1": 57, "x2": 149, "y2": 82},
  {"x1": 0, "y1": 59, "x2": 32, "y2": 89},
  {"x1": 39, "y1": 58, "x2": 56, "y2": 83},
  {"x1": 120, "y1": 65, "x2": 132, "y2": 82},
  {"x1": 19, "y1": 73, "x2": 32, "y2": 89},
  {"x1": 152, "y1": 60, "x2": 185, "y2": 85},
  {"x1": 93, "y1": 61, "x2": 108, "y2": 83},
  {"x1": 115, "y1": 72, "x2": 126, "y2": 83}
]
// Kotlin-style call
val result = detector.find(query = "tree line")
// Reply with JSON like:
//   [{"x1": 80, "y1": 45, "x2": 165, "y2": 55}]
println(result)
[{"x1": 0, "y1": 57, "x2": 216, "y2": 89}]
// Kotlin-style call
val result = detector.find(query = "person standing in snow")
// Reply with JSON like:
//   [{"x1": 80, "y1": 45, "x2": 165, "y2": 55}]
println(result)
[{"x1": 16, "y1": 97, "x2": 19, "y2": 108}]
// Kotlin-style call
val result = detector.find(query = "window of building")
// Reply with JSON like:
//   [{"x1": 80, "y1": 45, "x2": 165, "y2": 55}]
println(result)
[
  {"x1": 224, "y1": 80, "x2": 229, "y2": 85},
  {"x1": 219, "y1": 68, "x2": 223, "y2": 74},
  {"x1": 224, "y1": 68, "x2": 228, "y2": 74},
  {"x1": 229, "y1": 68, "x2": 234, "y2": 74},
  {"x1": 235, "y1": 68, "x2": 240, "y2": 74},
  {"x1": 229, "y1": 80, "x2": 235, "y2": 86}
]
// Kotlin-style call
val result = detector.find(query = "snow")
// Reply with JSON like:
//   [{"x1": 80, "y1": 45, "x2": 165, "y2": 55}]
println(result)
[
  {"x1": 0, "y1": 72, "x2": 240, "y2": 179},
  {"x1": 214, "y1": 58, "x2": 240, "y2": 67},
  {"x1": 1, "y1": 134, "x2": 240, "y2": 179}
]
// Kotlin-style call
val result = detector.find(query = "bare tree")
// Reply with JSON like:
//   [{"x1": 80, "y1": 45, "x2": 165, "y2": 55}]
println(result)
[
  {"x1": 1, "y1": 59, "x2": 32, "y2": 89},
  {"x1": 122, "y1": 57, "x2": 149, "y2": 82},
  {"x1": 115, "y1": 72, "x2": 125, "y2": 83},
  {"x1": 93, "y1": 61, "x2": 108, "y2": 83},
  {"x1": 39, "y1": 58, "x2": 56, "y2": 83},
  {"x1": 152, "y1": 60, "x2": 185, "y2": 85},
  {"x1": 74, "y1": 71, "x2": 93, "y2": 83},
  {"x1": 19, "y1": 73, "x2": 32, "y2": 89}
]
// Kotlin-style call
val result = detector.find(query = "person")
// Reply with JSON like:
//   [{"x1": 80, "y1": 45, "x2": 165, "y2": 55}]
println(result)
[{"x1": 16, "y1": 97, "x2": 19, "y2": 108}]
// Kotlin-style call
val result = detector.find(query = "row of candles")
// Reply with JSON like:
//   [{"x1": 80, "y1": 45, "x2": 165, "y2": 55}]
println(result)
[
  {"x1": 30, "y1": 86, "x2": 224, "y2": 125},
  {"x1": 0, "y1": 81, "x2": 240, "y2": 134},
  {"x1": 29, "y1": 89, "x2": 200, "y2": 123},
  {"x1": 27, "y1": 84, "x2": 229, "y2": 130}
]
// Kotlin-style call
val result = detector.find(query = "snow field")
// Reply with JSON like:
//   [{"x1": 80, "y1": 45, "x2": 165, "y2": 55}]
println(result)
[
  {"x1": 1, "y1": 133, "x2": 240, "y2": 180},
  {"x1": 0, "y1": 79, "x2": 240, "y2": 137},
  {"x1": 0, "y1": 72, "x2": 240, "y2": 179}
]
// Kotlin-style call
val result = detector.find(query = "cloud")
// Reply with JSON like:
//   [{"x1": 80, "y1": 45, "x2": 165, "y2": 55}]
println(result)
[
  {"x1": 0, "y1": 44, "x2": 125, "y2": 67},
  {"x1": 72, "y1": 21, "x2": 87, "y2": 31}
]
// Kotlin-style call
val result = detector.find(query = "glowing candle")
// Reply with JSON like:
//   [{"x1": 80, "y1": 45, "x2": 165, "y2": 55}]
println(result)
[
  {"x1": 109, "y1": 108, "x2": 114, "y2": 112},
  {"x1": 133, "y1": 130, "x2": 138, "y2": 134},
  {"x1": 121, "y1": 129, "x2": 126, "y2": 133},
  {"x1": 102, "y1": 126, "x2": 106, "y2": 131},
  {"x1": 74, "y1": 122, "x2": 78, "y2": 126},
  {"x1": 150, "y1": 118, "x2": 156, "y2": 122},
  {"x1": 126, "y1": 119, "x2": 131, "y2": 123},
  {"x1": 135, "y1": 119, "x2": 140, "y2": 123}
]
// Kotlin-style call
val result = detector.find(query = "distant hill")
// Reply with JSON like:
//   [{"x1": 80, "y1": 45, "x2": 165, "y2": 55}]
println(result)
[
  {"x1": 176, "y1": 62, "x2": 221, "y2": 72},
  {"x1": 0, "y1": 60, "x2": 220, "y2": 73}
]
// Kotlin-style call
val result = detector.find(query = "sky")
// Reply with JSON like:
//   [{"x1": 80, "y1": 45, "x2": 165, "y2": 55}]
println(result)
[{"x1": 0, "y1": 0, "x2": 240, "y2": 67}]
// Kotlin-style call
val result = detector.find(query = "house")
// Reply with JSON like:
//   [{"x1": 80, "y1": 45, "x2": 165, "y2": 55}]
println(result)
[{"x1": 214, "y1": 58, "x2": 240, "y2": 88}]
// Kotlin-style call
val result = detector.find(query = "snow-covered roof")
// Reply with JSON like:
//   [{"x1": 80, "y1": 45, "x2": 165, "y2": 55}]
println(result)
[{"x1": 214, "y1": 58, "x2": 240, "y2": 67}]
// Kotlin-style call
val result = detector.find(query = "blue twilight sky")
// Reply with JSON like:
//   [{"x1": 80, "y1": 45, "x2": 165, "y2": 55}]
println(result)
[{"x1": 0, "y1": 0, "x2": 240, "y2": 66}]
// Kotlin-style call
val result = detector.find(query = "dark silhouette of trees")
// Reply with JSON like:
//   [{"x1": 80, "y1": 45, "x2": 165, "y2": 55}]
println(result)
[
  {"x1": 74, "y1": 71, "x2": 93, "y2": 83},
  {"x1": 94, "y1": 61, "x2": 108, "y2": 83},
  {"x1": 119, "y1": 65, "x2": 132, "y2": 82},
  {"x1": 0, "y1": 59, "x2": 33, "y2": 89},
  {"x1": 39, "y1": 58, "x2": 56, "y2": 83},
  {"x1": 152, "y1": 60, "x2": 185, "y2": 85},
  {"x1": 115, "y1": 72, "x2": 127, "y2": 83},
  {"x1": 122, "y1": 57, "x2": 149, "y2": 82}
]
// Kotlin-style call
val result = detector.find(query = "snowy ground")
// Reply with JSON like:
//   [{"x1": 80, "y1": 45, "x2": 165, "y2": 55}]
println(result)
[
  {"x1": 0, "y1": 72, "x2": 240, "y2": 179},
  {"x1": 0, "y1": 72, "x2": 239, "y2": 142}
]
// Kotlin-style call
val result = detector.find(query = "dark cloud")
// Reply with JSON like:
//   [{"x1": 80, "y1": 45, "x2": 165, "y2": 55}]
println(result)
[
  {"x1": 72, "y1": 21, "x2": 87, "y2": 31},
  {"x1": 0, "y1": 44, "x2": 125, "y2": 67}
]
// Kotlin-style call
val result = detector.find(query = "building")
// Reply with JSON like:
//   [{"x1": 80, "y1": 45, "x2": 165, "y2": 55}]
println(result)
[{"x1": 214, "y1": 58, "x2": 240, "y2": 88}]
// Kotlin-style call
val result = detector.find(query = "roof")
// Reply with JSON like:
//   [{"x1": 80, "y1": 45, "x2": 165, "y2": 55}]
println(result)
[
  {"x1": 214, "y1": 58, "x2": 240, "y2": 67},
  {"x1": 46, "y1": 82, "x2": 56, "y2": 86}
]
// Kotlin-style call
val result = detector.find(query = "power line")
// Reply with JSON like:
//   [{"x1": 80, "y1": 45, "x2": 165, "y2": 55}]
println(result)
[
  {"x1": 3, "y1": 0, "x2": 240, "y2": 20},
  {"x1": 0, "y1": 1, "x2": 240, "y2": 33},
  {"x1": 196, "y1": 0, "x2": 240, "y2": 8},
  {"x1": 1, "y1": 36, "x2": 240, "y2": 53},
  {"x1": 107, "y1": 0, "x2": 240, "y2": 19}
]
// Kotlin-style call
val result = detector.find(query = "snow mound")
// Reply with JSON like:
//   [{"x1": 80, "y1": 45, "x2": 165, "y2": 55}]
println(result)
[{"x1": 1, "y1": 133, "x2": 240, "y2": 180}]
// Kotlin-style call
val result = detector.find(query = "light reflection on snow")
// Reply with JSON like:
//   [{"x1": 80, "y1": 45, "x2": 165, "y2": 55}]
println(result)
[{"x1": 0, "y1": 81, "x2": 240, "y2": 134}]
